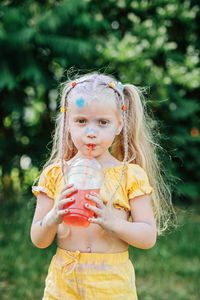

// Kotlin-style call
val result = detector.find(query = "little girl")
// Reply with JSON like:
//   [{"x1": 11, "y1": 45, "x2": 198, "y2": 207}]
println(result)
[{"x1": 31, "y1": 72, "x2": 174, "y2": 299}]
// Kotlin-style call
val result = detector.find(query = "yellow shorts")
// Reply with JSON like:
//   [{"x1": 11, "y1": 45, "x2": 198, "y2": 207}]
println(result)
[{"x1": 43, "y1": 247, "x2": 138, "y2": 300}]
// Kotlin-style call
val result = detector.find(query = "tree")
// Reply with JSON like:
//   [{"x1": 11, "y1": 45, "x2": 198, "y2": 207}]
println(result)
[{"x1": 0, "y1": 0, "x2": 199, "y2": 205}]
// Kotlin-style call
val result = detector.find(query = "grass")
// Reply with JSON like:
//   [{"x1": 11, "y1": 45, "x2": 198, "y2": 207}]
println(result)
[
  {"x1": 130, "y1": 205, "x2": 200, "y2": 299},
  {"x1": 0, "y1": 196, "x2": 199, "y2": 299}
]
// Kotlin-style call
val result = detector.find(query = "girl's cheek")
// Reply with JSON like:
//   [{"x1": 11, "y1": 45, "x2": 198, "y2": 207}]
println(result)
[
  {"x1": 103, "y1": 127, "x2": 117, "y2": 138},
  {"x1": 109, "y1": 128, "x2": 117, "y2": 137}
]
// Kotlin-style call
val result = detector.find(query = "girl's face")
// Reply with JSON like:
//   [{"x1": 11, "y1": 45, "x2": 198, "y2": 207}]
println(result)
[{"x1": 67, "y1": 96, "x2": 123, "y2": 160}]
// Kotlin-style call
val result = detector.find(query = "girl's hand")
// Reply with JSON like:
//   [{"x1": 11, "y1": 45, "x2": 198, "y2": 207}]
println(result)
[
  {"x1": 46, "y1": 184, "x2": 76, "y2": 226},
  {"x1": 85, "y1": 191, "x2": 118, "y2": 232}
]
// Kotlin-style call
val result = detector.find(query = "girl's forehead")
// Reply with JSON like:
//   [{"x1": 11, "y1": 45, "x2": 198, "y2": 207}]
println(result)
[{"x1": 68, "y1": 93, "x2": 120, "y2": 117}]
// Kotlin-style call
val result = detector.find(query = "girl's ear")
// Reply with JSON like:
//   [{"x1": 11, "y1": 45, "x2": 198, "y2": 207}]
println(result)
[{"x1": 116, "y1": 127, "x2": 123, "y2": 135}]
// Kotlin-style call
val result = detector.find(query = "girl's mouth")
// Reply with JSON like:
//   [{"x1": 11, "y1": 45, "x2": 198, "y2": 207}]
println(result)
[{"x1": 86, "y1": 144, "x2": 96, "y2": 149}]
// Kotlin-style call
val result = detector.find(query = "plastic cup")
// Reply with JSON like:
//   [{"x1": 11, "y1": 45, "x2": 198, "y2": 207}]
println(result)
[{"x1": 62, "y1": 157, "x2": 105, "y2": 227}]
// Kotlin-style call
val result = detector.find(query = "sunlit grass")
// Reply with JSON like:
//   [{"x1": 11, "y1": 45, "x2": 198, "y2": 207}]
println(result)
[
  {"x1": 0, "y1": 196, "x2": 199, "y2": 299},
  {"x1": 130, "y1": 205, "x2": 200, "y2": 299}
]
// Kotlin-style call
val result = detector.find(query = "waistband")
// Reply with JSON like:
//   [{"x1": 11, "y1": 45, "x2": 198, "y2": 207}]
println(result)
[{"x1": 55, "y1": 247, "x2": 129, "y2": 265}]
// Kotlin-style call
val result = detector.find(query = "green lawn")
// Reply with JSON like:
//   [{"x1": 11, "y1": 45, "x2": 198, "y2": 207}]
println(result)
[{"x1": 0, "y1": 197, "x2": 199, "y2": 299}]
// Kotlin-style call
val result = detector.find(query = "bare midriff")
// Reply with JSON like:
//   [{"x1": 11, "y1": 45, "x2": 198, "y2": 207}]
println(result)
[{"x1": 56, "y1": 207, "x2": 129, "y2": 253}]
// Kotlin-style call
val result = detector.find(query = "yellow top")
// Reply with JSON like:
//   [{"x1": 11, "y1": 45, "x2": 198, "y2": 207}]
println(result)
[{"x1": 32, "y1": 161, "x2": 154, "y2": 222}]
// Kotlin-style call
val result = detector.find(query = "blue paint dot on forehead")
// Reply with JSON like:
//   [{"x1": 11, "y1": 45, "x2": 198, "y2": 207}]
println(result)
[{"x1": 76, "y1": 97, "x2": 84, "y2": 108}]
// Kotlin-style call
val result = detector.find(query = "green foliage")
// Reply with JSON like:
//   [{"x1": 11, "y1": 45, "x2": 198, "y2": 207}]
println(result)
[
  {"x1": 0, "y1": 0, "x2": 199, "y2": 204},
  {"x1": 95, "y1": 0, "x2": 200, "y2": 204}
]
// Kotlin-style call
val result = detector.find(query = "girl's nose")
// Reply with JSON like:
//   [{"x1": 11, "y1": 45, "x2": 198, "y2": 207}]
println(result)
[{"x1": 86, "y1": 127, "x2": 97, "y2": 138}]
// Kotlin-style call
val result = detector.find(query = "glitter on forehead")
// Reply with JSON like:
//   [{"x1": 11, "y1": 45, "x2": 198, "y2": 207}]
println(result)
[
  {"x1": 74, "y1": 82, "x2": 93, "y2": 95},
  {"x1": 67, "y1": 77, "x2": 121, "y2": 115}
]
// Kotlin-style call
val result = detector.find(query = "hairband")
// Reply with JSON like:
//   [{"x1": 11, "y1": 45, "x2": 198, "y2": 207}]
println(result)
[{"x1": 60, "y1": 80, "x2": 127, "y2": 112}]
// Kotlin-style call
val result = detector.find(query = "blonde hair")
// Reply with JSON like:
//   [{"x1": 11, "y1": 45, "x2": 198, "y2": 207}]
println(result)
[{"x1": 41, "y1": 71, "x2": 176, "y2": 236}]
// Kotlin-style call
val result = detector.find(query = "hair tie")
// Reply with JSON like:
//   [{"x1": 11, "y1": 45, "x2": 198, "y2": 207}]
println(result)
[
  {"x1": 109, "y1": 81, "x2": 115, "y2": 89},
  {"x1": 118, "y1": 82, "x2": 124, "y2": 91},
  {"x1": 60, "y1": 107, "x2": 66, "y2": 112}
]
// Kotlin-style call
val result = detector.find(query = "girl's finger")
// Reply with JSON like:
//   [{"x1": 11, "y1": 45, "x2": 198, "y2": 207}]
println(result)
[
  {"x1": 62, "y1": 186, "x2": 77, "y2": 196},
  {"x1": 58, "y1": 186, "x2": 77, "y2": 201},
  {"x1": 90, "y1": 191, "x2": 98, "y2": 197},
  {"x1": 58, "y1": 197, "x2": 75, "y2": 209},
  {"x1": 85, "y1": 203, "x2": 102, "y2": 216},
  {"x1": 89, "y1": 217, "x2": 102, "y2": 224},
  {"x1": 59, "y1": 208, "x2": 70, "y2": 216},
  {"x1": 60, "y1": 183, "x2": 74, "y2": 194},
  {"x1": 85, "y1": 194, "x2": 104, "y2": 208}
]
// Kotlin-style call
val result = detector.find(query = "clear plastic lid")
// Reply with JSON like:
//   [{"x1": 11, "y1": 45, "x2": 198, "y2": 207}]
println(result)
[{"x1": 65, "y1": 157, "x2": 105, "y2": 190}]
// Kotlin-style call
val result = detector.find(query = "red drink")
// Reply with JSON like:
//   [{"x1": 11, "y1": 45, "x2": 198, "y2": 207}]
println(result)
[
  {"x1": 63, "y1": 188, "x2": 100, "y2": 227},
  {"x1": 62, "y1": 149, "x2": 104, "y2": 228}
]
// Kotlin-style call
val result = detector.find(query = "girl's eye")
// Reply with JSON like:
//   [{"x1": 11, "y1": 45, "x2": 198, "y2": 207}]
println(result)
[
  {"x1": 75, "y1": 119, "x2": 109, "y2": 126},
  {"x1": 76, "y1": 119, "x2": 86, "y2": 124},
  {"x1": 99, "y1": 120, "x2": 109, "y2": 126}
]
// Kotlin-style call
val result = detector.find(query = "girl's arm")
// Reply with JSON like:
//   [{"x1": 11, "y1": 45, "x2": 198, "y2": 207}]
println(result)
[
  {"x1": 110, "y1": 195, "x2": 157, "y2": 249},
  {"x1": 30, "y1": 183, "x2": 77, "y2": 249},
  {"x1": 30, "y1": 193, "x2": 59, "y2": 248}
]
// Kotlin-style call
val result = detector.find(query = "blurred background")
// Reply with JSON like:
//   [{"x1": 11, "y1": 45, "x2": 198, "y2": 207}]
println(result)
[{"x1": 0, "y1": 0, "x2": 199, "y2": 299}]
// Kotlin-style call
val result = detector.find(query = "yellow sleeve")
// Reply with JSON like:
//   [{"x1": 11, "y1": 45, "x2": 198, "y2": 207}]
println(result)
[
  {"x1": 127, "y1": 164, "x2": 154, "y2": 200},
  {"x1": 32, "y1": 163, "x2": 60, "y2": 200}
]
